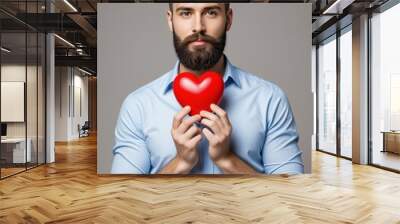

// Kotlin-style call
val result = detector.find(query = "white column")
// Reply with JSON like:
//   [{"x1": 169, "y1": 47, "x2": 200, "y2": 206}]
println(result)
[
  {"x1": 352, "y1": 14, "x2": 369, "y2": 164},
  {"x1": 46, "y1": 1, "x2": 56, "y2": 163},
  {"x1": 46, "y1": 33, "x2": 55, "y2": 163}
]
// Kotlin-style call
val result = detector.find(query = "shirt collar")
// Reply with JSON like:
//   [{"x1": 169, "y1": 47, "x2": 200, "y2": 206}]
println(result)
[{"x1": 162, "y1": 55, "x2": 241, "y2": 95}]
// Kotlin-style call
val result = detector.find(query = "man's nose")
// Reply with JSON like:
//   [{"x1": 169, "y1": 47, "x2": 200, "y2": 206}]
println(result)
[{"x1": 192, "y1": 14, "x2": 205, "y2": 33}]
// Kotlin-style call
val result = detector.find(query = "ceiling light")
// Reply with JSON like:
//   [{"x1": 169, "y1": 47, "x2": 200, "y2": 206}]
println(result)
[
  {"x1": 78, "y1": 67, "x2": 93, "y2": 76},
  {"x1": 54, "y1": 34, "x2": 75, "y2": 48},
  {"x1": 63, "y1": 0, "x2": 78, "y2": 12},
  {"x1": 322, "y1": 0, "x2": 354, "y2": 14},
  {"x1": 323, "y1": 0, "x2": 341, "y2": 14},
  {"x1": 1, "y1": 47, "x2": 11, "y2": 53}
]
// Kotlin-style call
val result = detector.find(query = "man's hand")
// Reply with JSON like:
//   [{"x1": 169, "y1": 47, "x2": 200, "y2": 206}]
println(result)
[
  {"x1": 159, "y1": 106, "x2": 202, "y2": 174},
  {"x1": 200, "y1": 104, "x2": 232, "y2": 163},
  {"x1": 200, "y1": 104, "x2": 258, "y2": 174}
]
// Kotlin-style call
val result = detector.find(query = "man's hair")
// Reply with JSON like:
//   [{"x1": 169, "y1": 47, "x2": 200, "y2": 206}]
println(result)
[{"x1": 169, "y1": 3, "x2": 230, "y2": 13}]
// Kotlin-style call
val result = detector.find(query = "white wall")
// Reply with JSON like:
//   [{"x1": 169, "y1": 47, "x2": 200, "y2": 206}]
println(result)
[
  {"x1": 1, "y1": 65, "x2": 40, "y2": 137},
  {"x1": 55, "y1": 67, "x2": 89, "y2": 141},
  {"x1": 1, "y1": 65, "x2": 28, "y2": 142},
  {"x1": 72, "y1": 72, "x2": 89, "y2": 138},
  {"x1": 1, "y1": 63, "x2": 46, "y2": 164},
  {"x1": 55, "y1": 66, "x2": 69, "y2": 141}
]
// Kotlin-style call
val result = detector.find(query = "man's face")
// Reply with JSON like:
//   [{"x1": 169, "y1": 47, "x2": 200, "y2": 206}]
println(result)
[{"x1": 167, "y1": 3, "x2": 233, "y2": 71}]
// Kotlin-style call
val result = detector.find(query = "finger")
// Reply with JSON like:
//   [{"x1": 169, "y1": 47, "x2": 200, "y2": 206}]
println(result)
[
  {"x1": 199, "y1": 110, "x2": 219, "y2": 121},
  {"x1": 187, "y1": 134, "x2": 202, "y2": 147},
  {"x1": 200, "y1": 118, "x2": 221, "y2": 134},
  {"x1": 210, "y1": 104, "x2": 225, "y2": 117},
  {"x1": 210, "y1": 104, "x2": 229, "y2": 126},
  {"x1": 202, "y1": 128, "x2": 214, "y2": 142},
  {"x1": 182, "y1": 125, "x2": 201, "y2": 139},
  {"x1": 173, "y1": 106, "x2": 191, "y2": 129},
  {"x1": 177, "y1": 114, "x2": 201, "y2": 134}
]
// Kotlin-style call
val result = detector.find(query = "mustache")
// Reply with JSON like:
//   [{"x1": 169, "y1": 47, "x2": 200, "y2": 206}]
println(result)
[{"x1": 181, "y1": 32, "x2": 219, "y2": 46}]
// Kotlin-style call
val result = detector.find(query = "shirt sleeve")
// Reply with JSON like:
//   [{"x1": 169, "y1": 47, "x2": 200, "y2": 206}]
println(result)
[
  {"x1": 110, "y1": 98, "x2": 151, "y2": 174},
  {"x1": 262, "y1": 88, "x2": 304, "y2": 175}
]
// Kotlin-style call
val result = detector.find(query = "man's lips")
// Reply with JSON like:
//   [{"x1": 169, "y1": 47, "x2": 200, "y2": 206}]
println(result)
[{"x1": 191, "y1": 39, "x2": 208, "y2": 46}]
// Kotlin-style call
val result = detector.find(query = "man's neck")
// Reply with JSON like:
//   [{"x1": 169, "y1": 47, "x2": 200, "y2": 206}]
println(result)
[{"x1": 179, "y1": 55, "x2": 226, "y2": 77}]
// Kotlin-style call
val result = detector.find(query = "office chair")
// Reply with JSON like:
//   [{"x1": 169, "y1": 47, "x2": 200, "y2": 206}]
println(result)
[{"x1": 79, "y1": 121, "x2": 90, "y2": 138}]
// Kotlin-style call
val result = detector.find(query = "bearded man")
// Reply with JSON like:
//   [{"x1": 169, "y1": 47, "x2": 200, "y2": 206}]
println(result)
[{"x1": 111, "y1": 3, "x2": 304, "y2": 174}]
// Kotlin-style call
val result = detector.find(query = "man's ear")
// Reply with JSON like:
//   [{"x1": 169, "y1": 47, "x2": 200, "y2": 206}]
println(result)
[
  {"x1": 167, "y1": 10, "x2": 173, "y2": 32},
  {"x1": 225, "y1": 8, "x2": 233, "y2": 32}
]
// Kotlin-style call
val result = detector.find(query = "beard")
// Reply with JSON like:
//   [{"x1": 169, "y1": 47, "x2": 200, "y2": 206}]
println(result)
[{"x1": 173, "y1": 26, "x2": 227, "y2": 71}]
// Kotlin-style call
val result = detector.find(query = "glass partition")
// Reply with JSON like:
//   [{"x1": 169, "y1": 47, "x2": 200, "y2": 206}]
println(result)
[
  {"x1": 27, "y1": 30, "x2": 38, "y2": 169},
  {"x1": 38, "y1": 31, "x2": 45, "y2": 165},
  {"x1": 0, "y1": 31, "x2": 28, "y2": 177},
  {"x1": 0, "y1": 1, "x2": 46, "y2": 179}
]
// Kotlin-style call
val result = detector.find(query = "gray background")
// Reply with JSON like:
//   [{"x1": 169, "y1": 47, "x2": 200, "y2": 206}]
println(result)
[{"x1": 98, "y1": 3, "x2": 312, "y2": 173}]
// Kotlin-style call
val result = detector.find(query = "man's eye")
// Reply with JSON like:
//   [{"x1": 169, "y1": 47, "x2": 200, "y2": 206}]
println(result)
[
  {"x1": 180, "y1": 11, "x2": 191, "y2": 17},
  {"x1": 207, "y1": 10, "x2": 218, "y2": 16}
]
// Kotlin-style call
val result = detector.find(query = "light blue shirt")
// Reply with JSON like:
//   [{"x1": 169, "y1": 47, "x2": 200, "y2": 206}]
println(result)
[{"x1": 111, "y1": 57, "x2": 304, "y2": 174}]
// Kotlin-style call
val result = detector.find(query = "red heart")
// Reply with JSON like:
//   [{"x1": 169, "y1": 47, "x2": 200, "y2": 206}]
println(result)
[{"x1": 173, "y1": 71, "x2": 224, "y2": 116}]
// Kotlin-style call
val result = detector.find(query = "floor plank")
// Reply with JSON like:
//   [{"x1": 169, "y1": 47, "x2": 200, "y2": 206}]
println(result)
[{"x1": 1, "y1": 134, "x2": 400, "y2": 223}]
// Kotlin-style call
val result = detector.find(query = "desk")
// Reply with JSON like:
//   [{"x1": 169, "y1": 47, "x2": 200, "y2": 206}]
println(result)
[
  {"x1": 1, "y1": 138, "x2": 31, "y2": 163},
  {"x1": 381, "y1": 131, "x2": 400, "y2": 154}
]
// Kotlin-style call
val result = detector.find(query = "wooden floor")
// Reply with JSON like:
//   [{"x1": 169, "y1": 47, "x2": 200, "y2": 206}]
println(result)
[
  {"x1": 1, "y1": 167, "x2": 26, "y2": 178},
  {"x1": 372, "y1": 150, "x2": 400, "y2": 171},
  {"x1": 1, "y1": 134, "x2": 400, "y2": 223}
]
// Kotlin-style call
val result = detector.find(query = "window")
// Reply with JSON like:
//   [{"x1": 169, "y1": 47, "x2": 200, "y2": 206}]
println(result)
[
  {"x1": 339, "y1": 28, "x2": 352, "y2": 158},
  {"x1": 316, "y1": 25, "x2": 353, "y2": 159},
  {"x1": 370, "y1": 2, "x2": 400, "y2": 171},
  {"x1": 318, "y1": 36, "x2": 337, "y2": 154}
]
